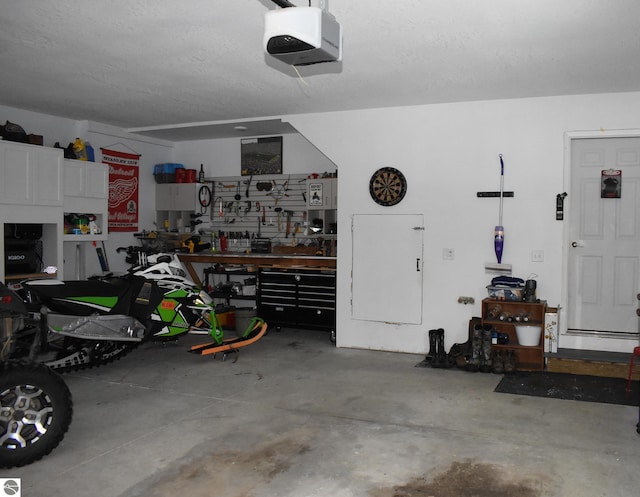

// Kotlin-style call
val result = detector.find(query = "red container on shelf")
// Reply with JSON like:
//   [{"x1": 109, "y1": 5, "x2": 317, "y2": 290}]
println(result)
[
  {"x1": 174, "y1": 168, "x2": 187, "y2": 183},
  {"x1": 185, "y1": 169, "x2": 197, "y2": 182}
]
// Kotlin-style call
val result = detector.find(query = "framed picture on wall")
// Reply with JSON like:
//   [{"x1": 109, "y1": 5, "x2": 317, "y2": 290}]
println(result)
[{"x1": 241, "y1": 136, "x2": 283, "y2": 175}]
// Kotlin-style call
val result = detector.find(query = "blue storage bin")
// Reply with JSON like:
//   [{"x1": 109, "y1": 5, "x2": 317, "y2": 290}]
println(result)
[{"x1": 153, "y1": 163, "x2": 184, "y2": 183}]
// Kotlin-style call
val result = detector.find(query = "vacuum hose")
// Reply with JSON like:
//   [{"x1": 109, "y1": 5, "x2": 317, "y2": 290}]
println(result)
[{"x1": 271, "y1": 0, "x2": 295, "y2": 7}]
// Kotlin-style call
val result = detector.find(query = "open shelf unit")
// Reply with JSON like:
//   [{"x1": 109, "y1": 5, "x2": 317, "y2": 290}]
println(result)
[{"x1": 481, "y1": 298, "x2": 546, "y2": 371}]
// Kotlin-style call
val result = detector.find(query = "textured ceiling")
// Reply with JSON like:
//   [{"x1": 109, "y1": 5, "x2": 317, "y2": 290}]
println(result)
[{"x1": 1, "y1": 0, "x2": 639, "y2": 141}]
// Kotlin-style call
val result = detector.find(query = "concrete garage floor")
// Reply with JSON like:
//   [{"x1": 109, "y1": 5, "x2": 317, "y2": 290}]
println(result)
[{"x1": 2, "y1": 327, "x2": 639, "y2": 497}]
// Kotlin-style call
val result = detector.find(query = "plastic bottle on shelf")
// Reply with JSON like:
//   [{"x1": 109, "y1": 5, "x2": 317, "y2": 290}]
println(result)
[
  {"x1": 73, "y1": 138, "x2": 88, "y2": 161},
  {"x1": 499, "y1": 311, "x2": 513, "y2": 322},
  {"x1": 85, "y1": 142, "x2": 95, "y2": 161}
]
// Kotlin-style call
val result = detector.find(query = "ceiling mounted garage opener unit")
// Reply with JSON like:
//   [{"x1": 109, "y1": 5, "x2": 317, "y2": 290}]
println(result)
[{"x1": 264, "y1": 1, "x2": 342, "y2": 66}]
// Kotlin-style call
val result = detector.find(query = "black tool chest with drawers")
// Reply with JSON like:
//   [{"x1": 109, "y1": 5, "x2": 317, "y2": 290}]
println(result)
[{"x1": 258, "y1": 268, "x2": 336, "y2": 331}]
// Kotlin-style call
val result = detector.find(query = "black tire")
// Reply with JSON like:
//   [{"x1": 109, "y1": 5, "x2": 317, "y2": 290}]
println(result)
[{"x1": 0, "y1": 360, "x2": 73, "y2": 468}]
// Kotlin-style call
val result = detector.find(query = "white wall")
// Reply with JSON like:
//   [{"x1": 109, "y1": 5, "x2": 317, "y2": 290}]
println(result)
[
  {"x1": 173, "y1": 133, "x2": 336, "y2": 177},
  {"x1": 0, "y1": 104, "x2": 80, "y2": 148},
  {"x1": 286, "y1": 92, "x2": 640, "y2": 354}
]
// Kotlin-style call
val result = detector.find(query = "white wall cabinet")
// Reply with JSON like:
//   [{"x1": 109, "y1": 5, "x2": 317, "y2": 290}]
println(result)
[
  {"x1": 156, "y1": 183, "x2": 197, "y2": 211},
  {"x1": 63, "y1": 159, "x2": 109, "y2": 241},
  {"x1": 155, "y1": 183, "x2": 197, "y2": 232},
  {"x1": 307, "y1": 177, "x2": 337, "y2": 210},
  {"x1": 63, "y1": 159, "x2": 108, "y2": 198},
  {"x1": 0, "y1": 141, "x2": 64, "y2": 282},
  {"x1": 307, "y1": 177, "x2": 337, "y2": 238},
  {"x1": 0, "y1": 140, "x2": 63, "y2": 206}
]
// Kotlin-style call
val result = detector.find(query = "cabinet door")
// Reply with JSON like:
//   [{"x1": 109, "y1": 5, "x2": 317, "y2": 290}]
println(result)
[
  {"x1": 83, "y1": 162, "x2": 108, "y2": 198},
  {"x1": 172, "y1": 184, "x2": 196, "y2": 211},
  {"x1": 63, "y1": 159, "x2": 85, "y2": 197},
  {"x1": 307, "y1": 178, "x2": 336, "y2": 209},
  {"x1": 32, "y1": 147, "x2": 63, "y2": 206},
  {"x1": 0, "y1": 143, "x2": 32, "y2": 203},
  {"x1": 156, "y1": 184, "x2": 196, "y2": 211},
  {"x1": 0, "y1": 142, "x2": 62, "y2": 206},
  {"x1": 327, "y1": 178, "x2": 337, "y2": 209},
  {"x1": 155, "y1": 184, "x2": 172, "y2": 208}
]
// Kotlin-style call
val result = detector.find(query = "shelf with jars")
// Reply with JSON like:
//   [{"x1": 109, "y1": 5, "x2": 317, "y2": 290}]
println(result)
[{"x1": 481, "y1": 298, "x2": 546, "y2": 371}]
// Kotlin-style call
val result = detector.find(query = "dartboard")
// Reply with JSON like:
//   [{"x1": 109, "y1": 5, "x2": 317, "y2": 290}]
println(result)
[{"x1": 369, "y1": 167, "x2": 407, "y2": 206}]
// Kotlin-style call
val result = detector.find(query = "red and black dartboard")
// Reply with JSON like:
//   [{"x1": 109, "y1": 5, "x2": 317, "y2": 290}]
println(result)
[{"x1": 369, "y1": 167, "x2": 407, "y2": 206}]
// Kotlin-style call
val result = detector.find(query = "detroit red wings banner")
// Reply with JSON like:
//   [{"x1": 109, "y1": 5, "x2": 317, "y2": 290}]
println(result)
[{"x1": 102, "y1": 147, "x2": 141, "y2": 232}]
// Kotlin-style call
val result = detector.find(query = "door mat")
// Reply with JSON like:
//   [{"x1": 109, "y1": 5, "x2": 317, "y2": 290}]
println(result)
[{"x1": 494, "y1": 372, "x2": 639, "y2": 406}]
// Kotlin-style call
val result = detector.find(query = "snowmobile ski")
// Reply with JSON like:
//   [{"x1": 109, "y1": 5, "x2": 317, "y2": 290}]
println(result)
[{"x1": 189, "y1": 318, "x2": 268, "y2": 356}]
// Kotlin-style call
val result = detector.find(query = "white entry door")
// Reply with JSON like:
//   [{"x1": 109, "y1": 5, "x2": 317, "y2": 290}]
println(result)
[
  {"x1": 351, "y1": 214, "x2": 424, "y2": 324},
  {"x1": 567, "y1": 137, "x2": 640, "y2": 341}
]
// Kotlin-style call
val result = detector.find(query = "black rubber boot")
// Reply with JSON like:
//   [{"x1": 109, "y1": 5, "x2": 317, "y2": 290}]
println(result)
[
  {"x1": 503, "y1": 349, "x2": 517, "y2": 374},
  {"x1": 434, "y1": 328, "x2": 452, "y2": 368},
  {"x1": 467, "y1": 325, "x2": 482, "y2": 372},
  {"x1": 480, "y1": 324, "x2": 493, "y2": 373},
  {"x1": 427, "y1": 329, "x2": 438, "y2": 363},
  {"x1": 492, "y1": 350, "x2": 504, "y2": 374},
  {"x1": 415, "y1": 329, "x2": 439, "y2": 367},
  {"x1": 449, "y1": 317, "x2": 480, "y2": 369},
  {"x1": 431, "y1": 329, "x2": 444, "y2": 368}
]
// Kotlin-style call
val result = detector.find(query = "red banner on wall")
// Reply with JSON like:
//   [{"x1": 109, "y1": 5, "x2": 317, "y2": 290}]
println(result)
[{"x1": 102, "y1": 148, "x2": 141, "y2": 232}]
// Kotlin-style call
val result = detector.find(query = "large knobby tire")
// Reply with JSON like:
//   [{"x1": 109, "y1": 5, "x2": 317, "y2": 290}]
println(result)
[{"x1": 0, "y1": 360, "x2": 73, "y2": 468}]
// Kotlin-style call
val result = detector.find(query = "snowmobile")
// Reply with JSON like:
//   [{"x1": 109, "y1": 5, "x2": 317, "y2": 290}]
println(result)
[
  {"x1": 7, "y1": 251, "x2": 268, "y2": 371},
  {"x1": 0, "y1": 250, "x2": 267, "y2": 468}
]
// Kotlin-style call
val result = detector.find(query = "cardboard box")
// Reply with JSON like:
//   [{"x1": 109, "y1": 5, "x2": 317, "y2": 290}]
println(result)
[{"x1": 544, "y1": 308, "x2": 559, "y2": 353}]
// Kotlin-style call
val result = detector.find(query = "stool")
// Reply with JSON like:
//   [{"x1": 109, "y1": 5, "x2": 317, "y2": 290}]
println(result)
[{"x1": 626, "y1": 346, "x2": 640, "y2": 397}]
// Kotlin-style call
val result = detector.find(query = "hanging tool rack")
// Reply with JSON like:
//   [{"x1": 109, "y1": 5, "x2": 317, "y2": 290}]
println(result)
[{"x1": 206, "y1": 173, "x2": 312, "y2": 250}]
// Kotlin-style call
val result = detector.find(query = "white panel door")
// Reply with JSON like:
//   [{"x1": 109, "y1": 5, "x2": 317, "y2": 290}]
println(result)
[
  {"x1": 568, "y1": 137, "x2": 640, "y2": 335},
  {"x1": 351, "y1": 214, "x2": 424, "y2": 324}
]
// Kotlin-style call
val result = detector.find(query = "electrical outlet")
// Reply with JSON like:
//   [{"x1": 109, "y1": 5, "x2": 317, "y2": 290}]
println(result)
[
  {"x1": 531, "y1": 250, "x2": 544, "y2": 262},
  {"x1": 443, "y1": 248, "x2": 455, "y2": 260}
]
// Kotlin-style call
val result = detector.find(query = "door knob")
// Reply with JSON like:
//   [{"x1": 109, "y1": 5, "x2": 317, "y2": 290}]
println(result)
[
  {"x1": 571, "y1": 242, "x2": 578, "y2": 247},
  {"x1": 571, "y1": 240, "x2": 584, "y2": 248}
]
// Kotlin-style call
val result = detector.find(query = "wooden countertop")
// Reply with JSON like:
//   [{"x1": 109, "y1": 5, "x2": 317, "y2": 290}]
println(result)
[{"x1": 178, "y1": 253, "x2": 336, "y2": 286}]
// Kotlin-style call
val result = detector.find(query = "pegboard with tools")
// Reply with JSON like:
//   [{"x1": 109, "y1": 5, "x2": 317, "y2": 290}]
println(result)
[{"x1": 205, "y1": 173, "x2": 315, "y2": 249}]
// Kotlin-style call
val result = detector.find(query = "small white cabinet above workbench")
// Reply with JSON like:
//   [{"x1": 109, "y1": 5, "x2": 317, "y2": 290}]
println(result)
[
  {"x1": 156, "y1": 183, "x2": 197, "y2": 232},
  {"x1": 307, "y1": 177, "x2": 337, "y2": 237},
  {"x1": 307, "y1": 177, "x2": 337, "y2": 210}
]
